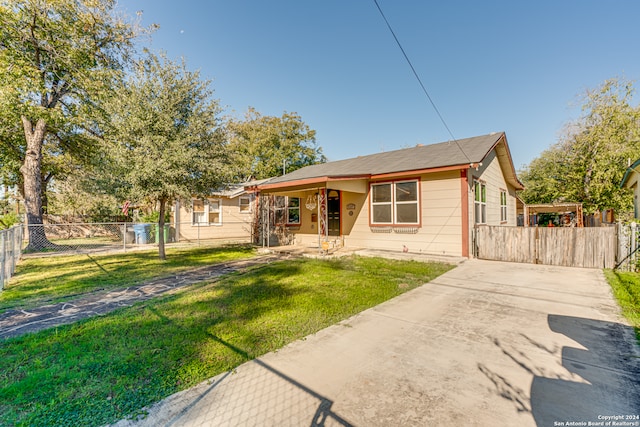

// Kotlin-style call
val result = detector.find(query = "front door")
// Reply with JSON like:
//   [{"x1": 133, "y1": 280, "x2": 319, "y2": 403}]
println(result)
[{"x1": 327, "y1": 190, "x2": 340, "y2": 236}]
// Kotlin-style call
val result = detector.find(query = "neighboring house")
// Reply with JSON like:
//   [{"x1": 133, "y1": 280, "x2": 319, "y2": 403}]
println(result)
[
  {"x1": 172, "y1": 181, "x2": 263, "y2": 243},
  {"x1": 621, "y1": 158, "x2": 640, "y2": 219},
  {"x1": 250, "y1": 132, "x2": 524, "y2": 258}
]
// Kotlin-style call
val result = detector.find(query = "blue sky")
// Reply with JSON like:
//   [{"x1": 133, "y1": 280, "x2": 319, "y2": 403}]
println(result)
[{"x1": 121, "y1": 0, "x2": 640, "y2": 170}]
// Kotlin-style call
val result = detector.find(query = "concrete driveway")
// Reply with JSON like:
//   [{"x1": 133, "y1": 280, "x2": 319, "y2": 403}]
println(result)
[{"x1": 113, "y1": 259, "x2": 640, "y2": 427}]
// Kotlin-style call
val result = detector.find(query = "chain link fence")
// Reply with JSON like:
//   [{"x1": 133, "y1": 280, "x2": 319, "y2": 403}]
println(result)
[
  {"x1": 616, "y1": 222, "x2": 640, "y2": 271},
  {"x1": 20, "y1": 221, "x2": 253, "y2": 257},
  {"x1": 1, "y1": 225, "x2": 23, "y2": 290}
]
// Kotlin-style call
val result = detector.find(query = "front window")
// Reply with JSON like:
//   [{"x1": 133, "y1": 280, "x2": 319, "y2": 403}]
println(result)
[
  {"x1": 192, "y1": 198, "x2": 222, "y2": 225},
  {"x1": 474, "y1": 180, "x2": 486, "y2": 224},
  {"x1": 371, "y1": 180, "x2": 419, "y2": 225},
  {"x1": 287, "y1": 197, "x2": 300, "y2": 224},
  {"x1": 274, "y1": 196, "x2": 301, "y2": 225},
  {"x1": 500, "y1": 190, "x2": 507, "y2": 222}
]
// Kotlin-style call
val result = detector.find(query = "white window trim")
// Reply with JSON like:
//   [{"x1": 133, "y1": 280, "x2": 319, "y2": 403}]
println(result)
[
  {"x1": 500, "y1": 189, "x2": 507, "y2": 222},
  {"x1": 274, "y1": 196, "x2": 301, "y2": 225},
  {"x1": 474, "y1": 180, "x2": 486, "y2": 224},
  {"x1": 192, "y1": 198, "x2": 223, "y2": 226},
  {"x1": 287, "y1": 197, "x2": 301, "y2": 224},
  {"x1": 239, "y1": 195, "x2": 252, "y2": 214},
  {"x1": 370, "y1": 180, "x2": 420, "y2": 226}
]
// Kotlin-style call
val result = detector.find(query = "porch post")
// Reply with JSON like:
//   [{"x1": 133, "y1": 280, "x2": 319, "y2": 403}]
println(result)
[{"x1": 318, "y1": 188, "x2": 327, "y2": 250}]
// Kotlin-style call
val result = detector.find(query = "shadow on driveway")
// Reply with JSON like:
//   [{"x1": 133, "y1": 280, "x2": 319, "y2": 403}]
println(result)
[{"x1": 530, "y1": 315, "x2": 640, "y2": 426}]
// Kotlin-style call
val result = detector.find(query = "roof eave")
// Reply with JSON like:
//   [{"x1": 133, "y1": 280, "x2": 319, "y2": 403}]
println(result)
[
  {"x1": 620, "y1": 158, "x2": 640, "y2": 188},
  {"x1": 492, "y1": 133, "x2": 525, "y2": 190}
]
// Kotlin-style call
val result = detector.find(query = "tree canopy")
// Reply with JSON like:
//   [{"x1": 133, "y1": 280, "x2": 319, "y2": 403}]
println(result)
[
  {"x1": 0, "y1": 0, "x2": 148, "y2": 249},
  {"x1": 519, "y1": 79, "x2": 640, "y2": 214},
  {"x1": 99, "y1": 53, "x2": 228, "y2": 259},
  {"x1": 226, "y1": 107, "x2": 325, "y2": 180}
]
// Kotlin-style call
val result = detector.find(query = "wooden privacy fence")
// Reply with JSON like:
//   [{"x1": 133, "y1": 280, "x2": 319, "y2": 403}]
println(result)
[{"x1": 474, "y1": 225, "x2": 617, "y2": 268}]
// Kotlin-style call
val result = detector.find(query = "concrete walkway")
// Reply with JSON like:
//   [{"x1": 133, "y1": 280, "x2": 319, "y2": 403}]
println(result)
[
  {"x1": 112, "y1": 259, "x2": 640, "y2": 427},
  {"x1": 0, "y1": 255, "x2": 280, "y2": 339}
]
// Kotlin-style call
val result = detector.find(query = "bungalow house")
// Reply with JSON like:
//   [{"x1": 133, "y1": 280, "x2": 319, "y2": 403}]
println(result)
[
  {"x1": 620, "y1": 158, "x2": 640, "y2": 219},
  {"x1": 251, "y1": 132, "x2": 524, "y2": 258},
  {"x1": 172, "y1": 181, "x2": 263, "y2": 244}
]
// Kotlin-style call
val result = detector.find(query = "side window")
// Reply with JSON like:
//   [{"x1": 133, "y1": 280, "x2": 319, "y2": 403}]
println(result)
[
  {"x1": 500, "y1": 190, "x2": 507, "y2": 222},
  {"x1": 208, "y1": 199, "x2": 221, "y2": 225},
  {"x1": 192, "y1": 199, "x2": 206, "y2": 224},
  {"x1": 239, "y1": 196, "x2": 251, "y2": 213},
  {"x1": 192, "y1": 198, "x2": 222, "y2": 225},
  {"x1": 474, "y1": 180, "x2": 486, "y2": 224}
]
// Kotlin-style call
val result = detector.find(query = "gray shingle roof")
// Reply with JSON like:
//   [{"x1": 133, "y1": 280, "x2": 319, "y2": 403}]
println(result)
[{"x1": 266, "y1": 132, "x2": 506, "y2": 185}]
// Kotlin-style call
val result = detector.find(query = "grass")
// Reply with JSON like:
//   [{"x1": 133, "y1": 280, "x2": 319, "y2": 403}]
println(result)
[
  {"x1": 0, "y1": 255, "x2": 453, "y2": 427},
  {"x1": 0, "y1": 244, "x2": 256, "y2": 313},
  {"x1": 604, "y1": 269, "x2": 640, "y2": 341}
]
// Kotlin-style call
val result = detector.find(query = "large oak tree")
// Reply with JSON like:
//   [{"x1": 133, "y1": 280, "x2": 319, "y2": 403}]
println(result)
[{"x1": 0, "y1": 0, "x2": 147, "y2": 249}]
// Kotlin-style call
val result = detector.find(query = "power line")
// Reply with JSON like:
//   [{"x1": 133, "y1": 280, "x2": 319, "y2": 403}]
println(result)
[{"x1": 372, "y1": 0, "x2": 471, "y2": 163}]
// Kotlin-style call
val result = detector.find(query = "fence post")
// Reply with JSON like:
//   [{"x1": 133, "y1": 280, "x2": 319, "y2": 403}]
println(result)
[{"x1": 0, "y1": 232, "x2": 5, "y2": 291}]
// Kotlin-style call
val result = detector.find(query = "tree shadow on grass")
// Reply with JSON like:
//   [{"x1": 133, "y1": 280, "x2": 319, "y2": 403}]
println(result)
[{"x1": 1, "y1": 261, "x2": 309, "y2": 426}]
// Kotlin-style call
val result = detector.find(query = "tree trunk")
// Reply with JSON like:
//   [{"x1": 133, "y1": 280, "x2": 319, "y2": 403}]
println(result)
[
  {"x1": 158, "y1": 197, "x2": 167, "y2": 260},
  {"x1": 20, "y1": 116, "x2": 52, "y2": 251}
]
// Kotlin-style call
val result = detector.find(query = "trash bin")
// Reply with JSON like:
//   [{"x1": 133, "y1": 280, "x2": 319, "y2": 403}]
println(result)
[
  {"x1": 133, "y1": 223, "x2": 152, "y2": 244},
  {"x1": 154, "y1": 224, "x2": 171, "y2": 243}
]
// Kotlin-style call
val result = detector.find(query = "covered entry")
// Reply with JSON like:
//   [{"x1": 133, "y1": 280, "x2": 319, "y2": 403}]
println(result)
[{"x1": 327, "y1": 190, "x2": 341, "y2": 236}]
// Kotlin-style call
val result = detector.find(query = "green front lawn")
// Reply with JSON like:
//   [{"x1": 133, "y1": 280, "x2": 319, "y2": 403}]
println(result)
[
  {"x1": 0, "y1": 244, "x2": 256, "y2": 313},
  {"x1": 0, "y1": 255, "x2": 453, "y2": 427},
  {"x1": 604, "y1": 269, "x2": 640, "y2": 341}
]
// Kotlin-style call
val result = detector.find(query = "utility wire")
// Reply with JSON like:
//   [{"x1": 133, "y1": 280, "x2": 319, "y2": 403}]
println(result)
[{"x1": 372, "y1": 0, "x2": 471, "y2": 163}]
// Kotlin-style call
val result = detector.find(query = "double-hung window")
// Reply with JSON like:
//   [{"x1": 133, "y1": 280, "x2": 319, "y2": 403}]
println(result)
[
  {"x1": 274, "y1": 196, "x2": 301, "y2": 225},
  {"x1": 371, "y1": 180, "x2": 419, "y2": 225},
  {"x1": 239, "y1": 196, "x2": 252, "y2": 213},
  {"x1": 474, "y1": 180, "x2": 486, "y2": 224},
  {"x1": 500, "y1": 190, "x2": 507, "y2": 222},
  {"x1": 192, "y1": 198, "x2": 222, "y2": 225},
  {"x1": 208, "y1": 199, "x2": 221, "y2": 224},
  {"x1": 287, "y1": 197, "x2": 300, "y2": 224},
  {"x1": 192, "y1": 199, "x2": 206, "y2": 225}
]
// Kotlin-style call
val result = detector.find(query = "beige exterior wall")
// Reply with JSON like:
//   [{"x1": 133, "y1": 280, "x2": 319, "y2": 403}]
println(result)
[
  {"x1": 174, "y1": 196, "x2": 253, "y2": 242},
  {"x1": 289, "y1": 172, "x2": 465, "y2": 257},
  {"x1": 468, "y1": 150, "x2": 518, "y2": 227},
  {"x1": 264, "y1": 148, "x2": 520, "y2": 258}
]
